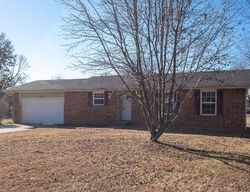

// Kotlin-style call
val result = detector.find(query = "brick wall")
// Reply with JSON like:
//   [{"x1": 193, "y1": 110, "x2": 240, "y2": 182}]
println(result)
[
  {"x1": 131, "y1": 88, "x2": 246, "y2": 130},
  {"x1": 12, "y1": 88, "x2": 246, "y2": 130},
  {"x1": 131, "y1": 99, "x2": 145, "y2": 125},
  {"x1": 173, "y1": 88, "x2": 246, "y2": 130},
  {"x1": 0, "y1": 100, "x2": 4, "y2": 119},
  {"x1": 13, "y1": 93, "x2": 20, "y2": 123},
  {"x1": 64, "y1": 91, "x2": 121, "y2": 125}
]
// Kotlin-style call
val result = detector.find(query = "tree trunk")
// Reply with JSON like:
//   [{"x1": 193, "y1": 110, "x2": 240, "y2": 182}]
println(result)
[
  {"x1": 150, "y1": 132, "x2": 158, "y2": 142},
  {"x1": 150, "y1": 125, "x2": 166, "y2": 142}
]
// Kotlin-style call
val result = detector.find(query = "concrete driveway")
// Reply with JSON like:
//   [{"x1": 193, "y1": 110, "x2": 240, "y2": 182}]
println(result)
[{"x1": 0, "y1": 124, "x2": 33, "y2": 134}]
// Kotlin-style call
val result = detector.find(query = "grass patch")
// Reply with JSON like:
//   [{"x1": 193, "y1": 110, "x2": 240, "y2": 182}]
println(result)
[
  {"x1": 0, "y1": 118, "x2": 14, "y2": 125},
  {"x1": 0, "y1": 128, "x2": 249, "y2": 191}
]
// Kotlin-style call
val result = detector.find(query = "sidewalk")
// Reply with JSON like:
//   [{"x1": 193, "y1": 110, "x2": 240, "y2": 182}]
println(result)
[{"x1": 0, "y1": 124, "x2": 34, "y2": 134}]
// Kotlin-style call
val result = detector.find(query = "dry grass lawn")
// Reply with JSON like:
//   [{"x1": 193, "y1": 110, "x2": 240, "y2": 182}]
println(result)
[{"x1": 0, "y1": 128, "x2": 249, "y2": 192}]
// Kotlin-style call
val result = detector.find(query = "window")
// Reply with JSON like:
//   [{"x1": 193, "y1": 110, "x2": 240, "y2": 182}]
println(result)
[
  {"x1": 93, "y1": 92, "x2": 105, "y2": 106},
  {"x1": 201, "y1": 91, "x2": 216, "y2": 115}
]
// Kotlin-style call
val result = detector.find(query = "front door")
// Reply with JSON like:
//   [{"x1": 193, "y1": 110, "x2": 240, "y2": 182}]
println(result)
[{"x1": 122, "y1": 98, "x2": 132, "y2": 120}]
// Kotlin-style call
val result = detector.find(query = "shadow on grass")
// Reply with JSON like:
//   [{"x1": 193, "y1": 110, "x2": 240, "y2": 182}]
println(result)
[
  {"x1": 157, "y1": 141, "x2": 250, "y2": 173},
  {"x1": 20, "y1": 122, "x2": 250, "y2": 139},
  {"x1": 166, "y1": 128, "x2": 250, "y2": 139},
  {"x1": 124, "y1": 124, "x2": 250, "y2": 139}
]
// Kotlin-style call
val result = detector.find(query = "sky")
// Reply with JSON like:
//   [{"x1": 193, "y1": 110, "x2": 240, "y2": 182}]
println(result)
[
  {"x1": 0, "y1": 0, "x2": 86, "y2": 82},
  {"x1": 0, "y1": 1, "x2": 249, "y2": 83}
]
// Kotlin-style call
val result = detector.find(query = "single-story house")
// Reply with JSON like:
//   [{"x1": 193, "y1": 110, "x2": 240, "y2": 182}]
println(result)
[{"x1": 6, "y1": 70, "x2": 250, "y2": 131}]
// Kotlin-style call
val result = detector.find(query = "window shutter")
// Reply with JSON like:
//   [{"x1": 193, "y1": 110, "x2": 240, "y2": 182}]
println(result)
[
  {"x1": 217, "y1": 89, "x2": 223, "y2": 115},
  {"x1": 88, "y1": 92, "x2": 93, "y2": 106},
  {"x1": 194, "y1": 90, "x2": 200, "y2": 115},
  {"x1": 104, "y1": 91, "x2": 110, "y2": 106}
]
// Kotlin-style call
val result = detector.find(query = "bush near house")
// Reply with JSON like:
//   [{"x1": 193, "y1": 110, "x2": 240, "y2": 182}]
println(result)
[
  {"x1": 0, "y1": 118, "x2": 14, "y2": 125},
  {"x1": 0, "y1": 94, "x2": 13, "y2": 119}
]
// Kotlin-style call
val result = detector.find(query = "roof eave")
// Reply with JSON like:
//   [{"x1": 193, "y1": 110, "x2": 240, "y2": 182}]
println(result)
[{"x1": 4, "y1": 88, "x2": 125, "y2": 93}]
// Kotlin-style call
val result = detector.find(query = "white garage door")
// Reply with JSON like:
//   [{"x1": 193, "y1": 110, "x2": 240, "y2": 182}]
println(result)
[{"x1": 21, "y1": 97, "x2": 64, "y2": 125}]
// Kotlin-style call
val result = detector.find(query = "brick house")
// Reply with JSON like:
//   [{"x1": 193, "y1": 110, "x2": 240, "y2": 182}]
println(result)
[{"x1": 6, "y1": 70, "x2": 250, "y2": 131}]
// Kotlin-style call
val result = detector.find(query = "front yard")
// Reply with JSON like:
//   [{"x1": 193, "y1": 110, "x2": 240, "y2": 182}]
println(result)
[{"x1": 0, "y1": 128, "x2": 249, "y2": 192}]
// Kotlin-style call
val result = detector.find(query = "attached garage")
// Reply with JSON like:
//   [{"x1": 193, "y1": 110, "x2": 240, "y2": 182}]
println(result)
[{"x1": 20, "y1": 93, "x2": 64, "y2": 125}]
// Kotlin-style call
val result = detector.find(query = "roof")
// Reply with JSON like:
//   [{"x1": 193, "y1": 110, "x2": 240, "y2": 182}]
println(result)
[
  {"x1": 6, "y1": 76, "x2": 126, "y2": 92},
  {"x1": 6, "y1": 69, "x2": 250, "y2": 92},
  {"x1": 195, "y1": 69, "x2": 250, "y2": 88}
]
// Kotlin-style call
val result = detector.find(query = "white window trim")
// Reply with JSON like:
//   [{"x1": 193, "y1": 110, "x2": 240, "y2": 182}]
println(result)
[
  {"x1": 200, "y1": 90, "x2": 217, "y2": 116},
  {"x1": 93, "y1": 91, "x2": 105, "y2": 106}
]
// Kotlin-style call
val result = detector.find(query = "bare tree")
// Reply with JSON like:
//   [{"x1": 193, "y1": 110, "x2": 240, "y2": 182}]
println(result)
[
  {"x1": 229, "y1": 1, "x2": 250, "y2": 70},
  {"x1": 61, "y1": 0, "x2": 235, "y2": 141},
  {"x1": 244, "y1": 0, "x2": 250, "y2": 20},
  {"x1": 51, "y1": 74, "x2": 64, "y2": 80},
  {"x1": 0, "y1": 33, "x2": 28, "y2": 92},
  {"x1": 235, "y1": 39, "x2": 250, "y2": 69}
]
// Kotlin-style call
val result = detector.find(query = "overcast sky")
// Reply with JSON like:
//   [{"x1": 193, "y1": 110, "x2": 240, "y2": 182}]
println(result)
[{"x1": 0, "y1": 0, "x2": 86, "y2": 82}]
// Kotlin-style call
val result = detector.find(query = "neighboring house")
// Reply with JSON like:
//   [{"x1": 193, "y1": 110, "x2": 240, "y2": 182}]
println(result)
[{"x1": 6, "y1": 70, "x2": 250, "y2": 131}]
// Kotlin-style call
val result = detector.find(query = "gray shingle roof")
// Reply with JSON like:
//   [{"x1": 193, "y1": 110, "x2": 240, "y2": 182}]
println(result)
[
  {"x1": 195, "y1": 69, "x2": 250, "y2": 88},
  {"x1": 6, "y1": 69, "x2": 250, "y2": 92},
  {"x1": 6, "y1": 76, "x2": 125, "y2": 92}
]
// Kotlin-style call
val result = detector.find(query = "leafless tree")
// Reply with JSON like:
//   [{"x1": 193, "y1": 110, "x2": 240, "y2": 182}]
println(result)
[
  {"x1": 229, "y1": 1, "x2": 250, "y2": 70},
  {"x1": 0, "y1": 33, "x2": 28, "y2": 92},
  {"x1": 244, "y1": 0, "x2": 250, "y2": 20},
  {"x1": 61, "y1": 0, "x2": 235, "y2": 141},
  {"x1": 235, "y1": 40, "x2": 250, "y2": 69},
  {"x1": 51, "y1": 74, "x2": 64, "y2": 80}
]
